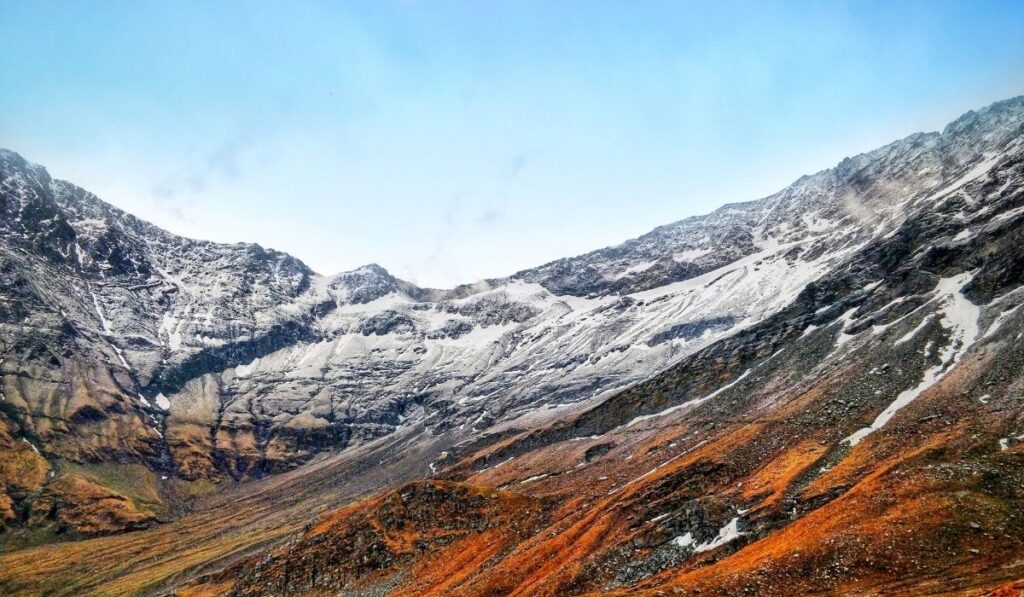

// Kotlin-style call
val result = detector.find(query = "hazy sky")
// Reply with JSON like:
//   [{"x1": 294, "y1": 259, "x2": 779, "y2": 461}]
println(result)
[{"x1": 3, "y1": 1, "x2": 1023, "y2": 287}]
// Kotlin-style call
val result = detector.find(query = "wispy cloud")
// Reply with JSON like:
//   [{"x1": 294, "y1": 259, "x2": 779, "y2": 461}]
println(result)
[
  {"x1": 149, "y1": 138, "x2": 247, "y2": 221},
  {"x1": 506, "y1": 152, "x2": 528, "y2": 180},
  {"x1": 478, "y1": 206, "x2": 500, "y2": 225}
]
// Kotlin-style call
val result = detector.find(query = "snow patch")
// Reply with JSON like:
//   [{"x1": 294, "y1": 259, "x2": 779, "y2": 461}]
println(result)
[
  {"x1": 672, "y1": 248, "x2": 712, "y2": 263},
  {"x1": 846, "y1": 273, "x2": 980, "y2": 446},
  {"x1": 623, "y1": 369, "x2": 752, "y2": 428},
  {"x1": 984, "y1": 304, "x2": 1021, "y2": 339},
  {"x1": 922, "y1": 152, "x2": 1002, "y2": 204},
  {"x1": 235, "y1": 358, "x2": 259, "y2": 378},
  {"x1": 893, "y1": 315, "x2": 934, "y2": 347},
  {"x1": 21, "y1": 438, "x2": 41, "y2": 455},
  {"x1": 693, "y1": 517, "x2": 744, "y2": 553},
  {"x1": 89, "y1": 286, "x2": 114, "y2": 336},
  {"x1": 833, "y1": 307, "x2": 861, "y2": 348},
  {"x1": 953, "y1": 229, "x2": 973, "y2": 242},
  {"x1": 196, "y1": 334, "x2": 227, "y2": 347},
  {"x1": 111, "y1": 345, "x2": 131, "y2": 370},
  {"x1": 994, "y1": 205, "x2": 1024, "y2": 223}
]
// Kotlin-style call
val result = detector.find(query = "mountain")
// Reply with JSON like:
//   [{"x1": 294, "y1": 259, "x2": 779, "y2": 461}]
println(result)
[{"x1": 1, "y1": 95, "x2": 1023, "y2": 595}]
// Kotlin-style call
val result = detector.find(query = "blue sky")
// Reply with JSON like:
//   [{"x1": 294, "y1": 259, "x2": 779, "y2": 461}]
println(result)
[{"x1": 3, "y1": 1, "x2": 1023, "y2": 287}]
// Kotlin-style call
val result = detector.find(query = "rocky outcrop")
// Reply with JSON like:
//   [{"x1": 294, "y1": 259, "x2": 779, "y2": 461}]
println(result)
[
  {"x1": 0, "y1": 418, "x2": 50, "y2": 528},
  {"x1": 27, "y1": 473, "x2": 158, "y2": 536}
]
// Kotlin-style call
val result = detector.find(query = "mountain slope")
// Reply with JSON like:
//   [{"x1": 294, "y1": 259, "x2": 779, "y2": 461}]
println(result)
[
  {"x1": 0, "y1": 96, "x2": 1022, "y2": 595},
  {"x1": 175, "y1": 96, "x2": 1024, "y2": 596}
]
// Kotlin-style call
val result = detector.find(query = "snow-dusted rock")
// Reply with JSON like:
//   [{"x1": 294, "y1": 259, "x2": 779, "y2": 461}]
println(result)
[{"x1": 1, "y1": 95, "x2": 1022, "y2": 493}]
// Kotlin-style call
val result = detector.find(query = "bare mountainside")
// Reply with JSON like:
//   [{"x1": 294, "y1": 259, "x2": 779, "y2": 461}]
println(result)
[{"x1": 1, "y1": 96, "x2": 1023, "y2": 595}]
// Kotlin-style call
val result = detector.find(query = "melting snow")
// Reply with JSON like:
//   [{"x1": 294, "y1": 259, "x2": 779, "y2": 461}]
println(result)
[
  {"x1": 89, "y1": 286, "x2": 114, "y2": 336},
  {"x1": 1000, "y1": 432, "x2": 1024, "y2": 451},
  {"x1": 196, "y1": 334, "x2": 227, "y2": 347},
  {"x1": 623, "y1": 369, "x2": 752, "y2": 428},
  {"x1": 984, "y1": 304, "x2": 1021, "y2": 339},
  {"x1": 833, "y1": 307, "x2": 862, "y2": 348},
  {"x1": 672, "y1": 532, "x2": 695, "y2": 548},
  {"x1": 159, "y1": 310, "x2": 185, "y2": 352},
  {"x1": 480, "y1": 457, "x2": 515, "y2": 472},
  {"x1": 111, "y1": 345, "x2": 131, "y2": 370},
  {"x1": 21, "y1": 438, "x2": 41, "y2": 455},
  {"x1": 154, "y1": 393, "x2": 171, "y2": 410},
  {"x1": 846, "y1": 273, "x2": 979, "y2": 446},
  {"x1": 693, "y1": 517, "x2": 744, "y2": 553},
  {"x1": 613, "y1": 260, "x2": 660, "y2": 279},
  {"x1": 923, "y1": 340, "x2": 935, "y2": 358},
  {"x1": 893, "y1": 315, "x2": 934, "y2": 347},
  {"x1": 608, "y1": 440, "x2": 708, "y2": 495}
]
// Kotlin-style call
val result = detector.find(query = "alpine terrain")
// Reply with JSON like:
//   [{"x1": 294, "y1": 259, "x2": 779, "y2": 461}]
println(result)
[{"x1": 2, "y1": 96, "x2": 1024, "y2": 595}]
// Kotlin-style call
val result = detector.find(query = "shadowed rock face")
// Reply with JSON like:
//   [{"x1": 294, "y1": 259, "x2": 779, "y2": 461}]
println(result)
[{"x1": 1, "y1": 95, "x2": 1023, "y2": 565}]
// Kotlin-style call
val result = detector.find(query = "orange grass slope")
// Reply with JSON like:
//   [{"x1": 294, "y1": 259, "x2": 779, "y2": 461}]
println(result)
[
  {"x1": 0, "y1": 425, "x2": 450, "y2": 596},
  {"x1": 177, "y1": 480, "x2": 547, "y2": 596}
]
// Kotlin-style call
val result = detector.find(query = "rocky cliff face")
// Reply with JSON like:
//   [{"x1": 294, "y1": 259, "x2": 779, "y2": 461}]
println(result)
[
  {"x1": 0, "y1": 148, "x2": 320, "y2": 535},
  {"x1": 1, "y1": 96, "x2": 1022, "y2": 553}
]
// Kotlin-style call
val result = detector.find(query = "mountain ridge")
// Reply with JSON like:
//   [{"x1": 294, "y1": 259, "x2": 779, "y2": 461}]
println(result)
[
  {"x1": 6, "y1": 96, "x2": 1022, "y2": 297},
  {"x1": 1, "y1": 95, "x2": 1023, "y2": 596},
  {"x1": 172, "y1": 94, "x2": 1024, "y2": 597}
]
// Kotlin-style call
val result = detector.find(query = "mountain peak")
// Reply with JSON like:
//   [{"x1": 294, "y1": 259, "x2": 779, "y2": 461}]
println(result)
[
  {"x1": 0, "y1": 147, "x2": 50, "y2": 182},
  {"x1": 941, "y1": 94, "x2": 1024, "y2": 138},
  {"x1": 352, "y1": 263, "x2": 391, "y2": 276}
]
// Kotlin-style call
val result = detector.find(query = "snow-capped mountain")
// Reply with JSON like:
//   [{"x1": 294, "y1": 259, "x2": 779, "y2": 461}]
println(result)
[
  {"x1": 174, "y1": 97, "x2": 1024, "y2": 596},
  {"x1": 1, "y1": 96, "x2": 1022, "y2": 545}
]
